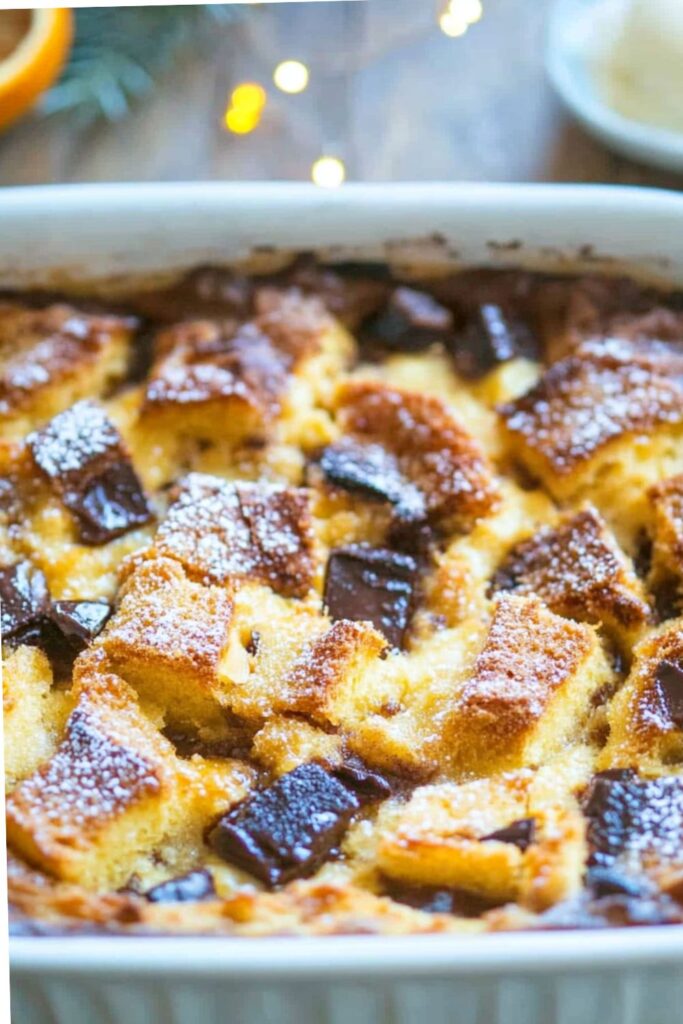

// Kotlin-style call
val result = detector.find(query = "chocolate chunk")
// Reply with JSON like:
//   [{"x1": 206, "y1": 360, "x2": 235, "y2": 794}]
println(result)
[
  {"x1": 27, "y1": 401, "x2": 152, "y2": 545},
  {"x1": 323, "y1": 545, "x2": 418, "y2": 649},
  {"x1": 593, "y1": 768, "x2": 637, "y2": 783},
  {"x1": 209, "y1": 763, "x2": 359, "y2": 886},
  {"x1": 450, "y1": 303, "x2": 539, "y2": 379},
  {"x1": 364, "y1": 287, "x2": 453, "y2": 351},
  {"x1": 284, "y1": 256, "x2": 391, "y2": 327},
  {"x1": 44, "y1": 600, "x2": 112, "y2": 678},
  {"x1": 319, "y1": 439, "x2": 425, "y2": 521},
  {"x1": 333, "y1": 758, "x2": 392, "y2": 803},
  {"x1": 130, "y1": 266, "x2": 254, "y2": 323},
  {"x1": 481, "y1": 817, "x2": 536, "y2": 851},
  {"x1": 584, "y1": 773, "x2": 683, "y2": 867},
  {"x1": 587, "y1": 866, "x2": 646, "y2": 899},
  {"x1": 382, "y1": 880, "x2": 498, "y2": 917},
  {"x1": 145, "y1": 869, "x2": 216, "y2": 904},
  {"x1": 72, "y1": 460, "x2": 152, "y2": 545},
  {"x1": 655, "y1": 660, "x2": 683, "y2": 728},
  {"x1": 0, "y1": 561, "x2": 49, "y2": 643}
]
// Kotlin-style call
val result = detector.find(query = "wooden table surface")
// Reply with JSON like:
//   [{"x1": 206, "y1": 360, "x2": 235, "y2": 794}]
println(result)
[{"x1": 1, "y1": 0, "x2": 682, "y2": 191}]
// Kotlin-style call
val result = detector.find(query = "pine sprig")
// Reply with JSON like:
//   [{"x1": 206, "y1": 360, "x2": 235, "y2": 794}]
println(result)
[{"x1": 42, "y1": 5, "x2": 243, "y2": 126}]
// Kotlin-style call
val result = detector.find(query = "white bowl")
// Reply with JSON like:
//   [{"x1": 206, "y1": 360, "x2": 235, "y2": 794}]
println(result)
[
  {"x1": 546, "y1": 0, "x2": 683, "y2": 172},
  {"x1": 6, "y1": 181, "x2": 683, "y2": 1024}
]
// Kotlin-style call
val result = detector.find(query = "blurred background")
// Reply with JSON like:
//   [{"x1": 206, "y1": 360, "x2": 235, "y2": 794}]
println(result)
[{"x1": 0, "y1": 0, "x2": 682, "y2": 190}]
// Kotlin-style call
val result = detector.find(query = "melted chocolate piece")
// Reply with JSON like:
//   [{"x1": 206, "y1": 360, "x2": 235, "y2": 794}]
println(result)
[
  {"x1": 381, "y1": 879, "x2": 500, "y2": 918},
  {"x1": 130, "y1": 266, "x2": 254, "y2": 323},
  {"x1": 481, "y1": 817, "x2": 536, "y2": 851},
  {"x1": 43, "y1": 600, "x2": 112, "y2": 678},
  {"x1": 0, "y1": 561, "x2": 49, "y2": 642},
  {"x1": 655, "y1": 660, "x2": 683, "y2": 728},
  {"x1": 319, "y1": 439, "x2": 425, "y2": 522},
  {"x1": 593, "y1": 768, "x2": 637, "y2": 783},
  {"x1": 587, "y1": 866, "x2": 646, "y2": 899},
  {"x1": 72, "y1": 459, "x2": 151, "y2": 545},
  {"x1": 283, "y1": 256, "x2": 391, "y2": 327},
  {"x1": 0, "y1": 560, "x2": 110, "y2": 674},
  {"x1": 450, "y1": 303, "x2": 539, "y2": 379},
  {"x1": 145, "y1": 869, "x2": 216, "y2": 904},
  {"x1": 28, "y1": 401, "x2": 152, "y2": 545},
  {"x1": 323, "y1": 545, "x2": 418, "y2": 649},
  {"x1": 364, "y1": 287, "x2": 453, "y2": 351},
  {"x1": 333, "y1": 758, "x2": 393, "y2": 803},
  {"x1": 386, "y1": 518, "x2": 435, "y2": 560},
  {"x1": 208, "y1": 763, "x2": 359, "y2": 887},
  {"x1": 584, "y1": 773, "x2": 683, "y2": 867}
]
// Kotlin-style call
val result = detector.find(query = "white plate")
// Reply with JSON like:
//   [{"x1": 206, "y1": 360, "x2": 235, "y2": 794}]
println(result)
[
  {"x1": 546, "y1": 0, "x2": 683, "y2": 172},
  {"x1": 6, "y1": 181, "x2": 683, "y2": 1024}
]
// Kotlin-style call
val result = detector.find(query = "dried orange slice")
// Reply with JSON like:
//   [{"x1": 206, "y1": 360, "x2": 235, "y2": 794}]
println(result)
[{"x1": 0, "y1": 8, "x2": 73, "y2": 132}]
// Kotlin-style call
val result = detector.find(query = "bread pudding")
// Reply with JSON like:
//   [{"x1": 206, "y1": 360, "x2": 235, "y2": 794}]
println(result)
[{"x1": 6, "y1": 258, "x2": 683, "y2": 937}]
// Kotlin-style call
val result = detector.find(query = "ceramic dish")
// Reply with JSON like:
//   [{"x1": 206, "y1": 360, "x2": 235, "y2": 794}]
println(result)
[
  {"x1": 546, "y1": 0, "x2": 683, "y2": 173},
  {"x1": 6, "y1": 181, "x2": 683, "y2": 1024}
]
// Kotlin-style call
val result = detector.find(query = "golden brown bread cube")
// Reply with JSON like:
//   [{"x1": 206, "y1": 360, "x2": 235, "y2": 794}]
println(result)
[
  {"x1": 140, "y1": 288, "x2": 344, "y2": 447},
  {"x1": 378, "y1": 774, "x2": 530, "y2": 901},
  {"x1": 490, "y1": 506, "x2": 651, "y2": 647},
  {"x1": 250, "y1": 715, "x2": 344, "y2": 776},
  {"x1": 279, "y1": 619, "x2": 388, "y2": 726},
  {"x1": 0, "y1": 302, "x2": 134, "y2": 439},
  {"x1": 600, "y1": 618, "x2": 683, "y2": 773},
  {"x1": 335, "y1": 379, "x2": 498, "y2": 533},
  {"x1": 378, "y1": 766, "x2": 587, "y2": 907},
  {"x1": 445, "y1": 595, "x2": 613, "y2": 773},
  {"x1": 499, "y1": 356, "x2": 683, "y2": 549},
  {"x1": 149, "y1": 472, "x2": 316, "y2": 598},
  {"x1": 6, "y1": 659, "x2": 178, "y2": 890},
  {"x1": 221, "y1": 583, "x2": 329, "y2": 722},
  {"x1": 3, "y1": 645, "x2": 72, "y2": 791},
  {"x1": 99, "y1": 557, "x2": 236, "y2": 731},
  {"x1": 252, "y1": 286, "x2": 332, "y2": 367},
  {"x1": 0, "y1": 429, "x2": 154, "y2": 601},
  {"x1": 142, "y1": 320, "x2": 289, "y2": 443}
]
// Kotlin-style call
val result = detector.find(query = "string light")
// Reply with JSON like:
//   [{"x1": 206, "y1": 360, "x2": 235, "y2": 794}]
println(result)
[
  {"x1": 273, "y1": 60, "x2": 310, "y2": 94},
  {"x1": 311, "y1": 156, "x2": 346, "y2": 188},
  {"x1": 439, "y1": 11, "x2": 469, "y2": 37},
  {"x1": 439, "y1": 0, "x2": 483, "y2": 37},
  {"x1": 223, "y1": 81, "x2": 266, "y2": 135}
]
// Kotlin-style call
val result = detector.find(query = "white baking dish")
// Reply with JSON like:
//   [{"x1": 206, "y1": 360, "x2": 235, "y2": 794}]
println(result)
[{"x1": 6, "y1": 182, "x2": 683, "y2": 1024}]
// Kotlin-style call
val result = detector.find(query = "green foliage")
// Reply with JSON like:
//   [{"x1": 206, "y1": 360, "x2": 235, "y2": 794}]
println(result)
[{"x1": 42, "y1": 5, "x2": 242, "y2": 126}]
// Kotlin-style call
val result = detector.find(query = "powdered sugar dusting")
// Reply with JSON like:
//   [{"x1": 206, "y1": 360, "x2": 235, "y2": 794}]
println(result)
[
  {"x1": 154, "y1": 472, "x2": 315, "y2": 597},
  {"x1": 8, "y1": 701, "x2": 161, "y2": 838},
  {"x1": 491, "y1": 507, "x2": 650, "y2": 629},
  {"x1": 501, "y1": 357, "x2": 683, "y2": 476},
  {"x1": 27, "y1": 400, "x2": 121, "y2": 479},
  {"x1": 459, "y1": 595, "x2": 593, "y2": 726}
]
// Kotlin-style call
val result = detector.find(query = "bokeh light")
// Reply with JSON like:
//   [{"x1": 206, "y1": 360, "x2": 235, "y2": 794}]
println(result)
[
  {"x1": 439, "y1": 0, "x2": 483, "y2": 37},
  {"x1": 311, "y1": 156, "x2": 346, "y2": 188},
  {"x1": 223, "y1": 81, "x2": 266, "y2": 134},
  {"x1": 230, "y1": 82, "x2": 266, "y2": 112},
  {"x1": 273, "y1": 60, "x2": 309, "y2": 94},
  {"x1": 439, "y1": 11, "x2": 469, "y2": 37}
]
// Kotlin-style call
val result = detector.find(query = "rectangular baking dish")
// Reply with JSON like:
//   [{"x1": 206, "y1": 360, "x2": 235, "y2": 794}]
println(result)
[{"x1": 6, "y1": 181, "x2": 683, "y2": 1024}]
